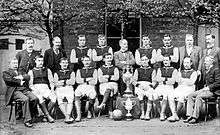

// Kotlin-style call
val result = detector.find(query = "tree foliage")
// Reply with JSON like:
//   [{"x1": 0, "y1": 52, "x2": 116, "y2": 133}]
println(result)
[{"x1": 0, "y1": 0, "x2": 219, "y2": 45}]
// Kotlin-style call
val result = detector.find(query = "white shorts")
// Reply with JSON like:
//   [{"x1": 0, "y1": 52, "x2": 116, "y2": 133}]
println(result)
[
  {"x1": 99, "y1": 82, "x2": 118, "y2": 95},
  {"x1": 135, "y1": 81, "x2": 157, "y2": 101},
  {"x1": 56, "y1": 86, "x2": 74, "y2": 105},
  {"x1": 75, "y1": 84, "x2": 96, "y2": 99},
  {"x1": 32, "y1": 84, "x2": 57, "y2": 104},
  {"x1": 154, "y1": 84, "x2": 174, "y2": 100},
  {"x1": 174, "y1": 85, "x2": 195, "y2": 103}
]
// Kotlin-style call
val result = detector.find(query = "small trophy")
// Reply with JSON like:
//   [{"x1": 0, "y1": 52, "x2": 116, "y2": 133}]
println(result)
[{"x1": 122, "y1": 97, "x2": 136, "y2": 121}]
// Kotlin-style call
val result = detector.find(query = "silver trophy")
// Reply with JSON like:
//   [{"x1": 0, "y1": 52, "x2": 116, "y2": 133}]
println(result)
[
  {"x1": 122, "y1": 97, "x2": 136, "y2": 121},
  {"x1": 122, "y1": 64, "x2": 136, "y2": 120},
  {"x1": 122, "y1": 64, "x2": 133, "y2": 97}
]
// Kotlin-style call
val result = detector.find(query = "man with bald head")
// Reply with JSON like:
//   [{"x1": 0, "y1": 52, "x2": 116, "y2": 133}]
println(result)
[
  {"x1": 43, "y1": 36, "x2": 67, "y2": 74},
  {"x1": 114, "y1": 39, "x2": 135, "y2": 95}
]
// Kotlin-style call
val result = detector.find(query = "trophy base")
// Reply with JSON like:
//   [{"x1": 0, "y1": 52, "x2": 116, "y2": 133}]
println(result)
[{"x1": 125, "y1": 116, "x2": 133, "y2": 121}]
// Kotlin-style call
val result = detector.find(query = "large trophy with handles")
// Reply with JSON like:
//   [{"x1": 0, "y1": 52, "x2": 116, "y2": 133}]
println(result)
[{"x1": 122, "y1": 64, "x2": 136, "y2": 120}]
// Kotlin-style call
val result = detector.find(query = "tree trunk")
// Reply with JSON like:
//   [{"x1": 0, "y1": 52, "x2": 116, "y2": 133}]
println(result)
[
  {"x1": 45, "y1": 19, "x2": 53, "y2": 47},
  {"x1": 193, "y1": 19, "x2": 199, "y2": 46},
  {"x1": 59, "y1": 19, "x2": 65, "y2": 49}
]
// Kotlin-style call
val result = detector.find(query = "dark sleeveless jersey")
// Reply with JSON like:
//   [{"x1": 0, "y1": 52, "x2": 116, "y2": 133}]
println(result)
[
  {"x1": 137, "y1": 47, "x2": 153, "y2": 59},
  {"x1": 100, "y1": 65, "x2": 115, "y2": 76},
  {"x1": 181, "y1": 69, "x2": 194, "y2": 79},
  {"x1": 94, "y1": 46, "x2": 110, "y2": 56},
  {"x1": 80, "y1": 67, "x2": 95, "y2": 78},
  {"x1": 32, "y1": 68, "x2": 49, "y2": 84},
  {"x1": 75, "y1": 46, "x2": 89, "y2": 59},
  {"x1": 56, "y1": 70, "x2": 72, "y2": 80},
  {"x1": 161, "y1": 67, "x2": 175, "y2": 78},
  {"x1": 137, "y1": 67, "x2": 154, "y2": 82}
]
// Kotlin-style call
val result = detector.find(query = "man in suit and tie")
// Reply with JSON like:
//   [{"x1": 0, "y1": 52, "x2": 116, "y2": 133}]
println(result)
[
  {"x1": 114, "y1": 39, "x2": 135, "y2": 95},
  {"x1": 43, "y1": 36, "x2": 67, "y2": 74},
  {"x1": 15, "y1": 38, "x2": 40, "y2": 119},
  {"x1": 3, "y1": 58, "x2": 38, "y2": 127},
  {"x1": 198, "y1": 34, "x2": 220, "y2": 117},
  {"x1": 16, "y1": 38, "x2": 41, "y2": 74},
  {"x1": 184, "y1": 56, "x2": 220, "y2": 124},
  {"x1": 179, "y1": 34, "x2": 202, "y2": 71},
  {"x1": 198, "y1": 34, "x2": 220, "y2": 72}
]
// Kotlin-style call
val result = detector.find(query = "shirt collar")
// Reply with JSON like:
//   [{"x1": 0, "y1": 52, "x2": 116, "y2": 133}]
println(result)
[
  {"x1": 163, "y1": 45, "x2": 173, "y2": 49},
  {"x1": 141, "y1": 45, "x2": 152, "y2": 49},
  {"x1": 97, "y1": 45, "x2": 107, "y2": 48},
  {"x1": 77, "y1": 46, "x2": 87, "y2": 49},
  {"x1": 103, "y1": 65, "x2": 113, "y2": 68}
]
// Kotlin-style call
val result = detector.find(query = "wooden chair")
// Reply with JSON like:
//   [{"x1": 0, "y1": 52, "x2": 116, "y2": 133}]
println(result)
[
  {"x1": 8, "y1": 100, "x2": 22, "y2": 123},
  {"x1": 203, "y1": 96, "x2": 220, "y2": 122}
]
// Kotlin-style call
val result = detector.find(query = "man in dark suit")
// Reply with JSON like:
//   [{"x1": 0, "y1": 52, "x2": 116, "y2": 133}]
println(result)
[
  {"x1": 3, "y1": 58, "x2": 38, "y2": 127},
  {"x1": 184, "y1": 56, "x2": 220, "y2": 124},
  {"x1": 43, "y1": 36, "x2": 67, "y2": 74},
  {"x1": 179, "y1": 34, "x2": 202, "y2": 71},
  {"x1": 16, "y1": 38, "x2": 40, "y2": 118},
  {"x1": 198, "y1": 34, "x2": 220, "y2": 73},
  {"x1": 16, "y1": 38, "x2": 41, "y2": 73},
  {"x1": 114, "y1": 39, "x2": 135, "y2": 95}
]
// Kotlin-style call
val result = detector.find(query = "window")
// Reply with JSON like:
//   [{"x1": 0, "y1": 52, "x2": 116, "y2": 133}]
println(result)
[
  {"x1": 0, "y1": 39, "x2": 9, "y2": 50},
  {"x1": 15, "y1": 39, "x2": 24, "y2": 50}
]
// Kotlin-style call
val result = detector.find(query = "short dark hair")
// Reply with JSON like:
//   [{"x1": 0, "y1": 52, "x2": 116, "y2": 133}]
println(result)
[
  {"x1": 25, "y1": 38, "x2": 35, "y2": 44},
  {"x1": 81, "y1": 55, "x2": 90, "y2": 61},
  {"x1": 206, "y1": 34, "x2": 215, "y2": 39},
  {"x1": 142, "y1": 34, "x2": 149, "y2": 38},
  {"x1": 78, "y1": 34, "x2": 86, "y2": 39},
  {"x1": 163, "y1": 54, "x2": 171, "y2": 60},
  {"x1": 140, "y1": 55, "x2": 149, "y2": 59},
  {"x1": 59, "y1": 57, "x2": 68, "y2": 63},
  {"x1": 103, "y1": 53, "x2": 112, "y2": 58},
  {"x1": 163, "y1": 34, "x2": 171, "y2": 39},
  {"x1": 35, "y1": 55, "x2": 43, "y2": 60},
  {"x1": 98, "y1": 34, "x2": 106, "y2": 39}
]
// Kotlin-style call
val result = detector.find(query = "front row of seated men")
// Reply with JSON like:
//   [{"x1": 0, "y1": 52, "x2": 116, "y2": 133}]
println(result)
[{"x1": 3, "y1": 53, "x2": 220, "y2": 127}]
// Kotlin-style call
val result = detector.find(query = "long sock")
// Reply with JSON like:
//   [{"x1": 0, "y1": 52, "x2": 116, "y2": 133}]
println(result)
[
  {"x1": 75, "y1": 97, "x2": 81, "y2": 119},
  {"x1": 177, "y1": 102, "x2": 183, "y2": 115},
  {"x1": 146, "y1": 101, "x2": 152, "y2": 115},
  {"x1": 88, "y1": 99, "x2": 95, "y2": 113},
  {"x1": 140, "y1": 101, "x2": 145, "y2": 115},
  {"x1": 48, "y1": 101, "x2": 55, "y2": 114},
  {"x1": 108, "y1": 97, "x2": 113, "y2": 112},
  {"x1": 153, "y1": 100, "x2": 161, "y2": 116},
  {"x1": 101, "y1": 89, "x2": 111, "y2": 105},
  {"x1": 40, "y1": 102, "x2": 49, "y2": 116},
  {"x1": 66, "y1": 103, "x2": 73, "y2": 116},
  {"x1": 59, "y1": 103, "x2": 67, "y2": 117},
  {"x1": 161, "y1": 99, "x2": 167, "y2": 114},
  {"x1": 168, "y1": 98, "x2": 177, "y2": 115}
]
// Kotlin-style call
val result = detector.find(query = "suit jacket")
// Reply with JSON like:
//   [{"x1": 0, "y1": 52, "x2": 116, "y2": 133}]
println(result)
[
  {"x1": 179, "y1": 46, "x2": 202, "y2": 70},
  {"x1": 43, "y1": 48, "x2": 67, "y2": 74},
  {"x1": 2, "y1": 69, "x2": 30, "y2": 106},
  {"x1": 114, "y1": 51, "x2": 135, "y2": 70},
  {"x1": 198, "y1": 47, "x2": 220, "y2": 71},
  {"x1": 203, "y1": 66, "x2": 220, "y2": 96},
  {"x1": 16, "y1": 49, "x2": 41, "y2": 73}
]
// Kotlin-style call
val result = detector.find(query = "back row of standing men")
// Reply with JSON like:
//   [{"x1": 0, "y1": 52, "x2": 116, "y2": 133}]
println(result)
[{"x1": 4, "y1": 33, "x2": 220, "y2": 127}]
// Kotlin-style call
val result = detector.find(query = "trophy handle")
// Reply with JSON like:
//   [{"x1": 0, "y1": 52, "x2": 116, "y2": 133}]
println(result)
[{"x1": 132, "y1": 100, "x2": 136, "y2": 106}]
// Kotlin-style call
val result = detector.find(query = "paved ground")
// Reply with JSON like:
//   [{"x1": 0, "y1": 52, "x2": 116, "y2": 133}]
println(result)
[{"x1": 1, "y1": 95, "x2": 220, "y2": 135}]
